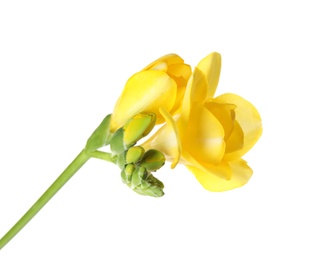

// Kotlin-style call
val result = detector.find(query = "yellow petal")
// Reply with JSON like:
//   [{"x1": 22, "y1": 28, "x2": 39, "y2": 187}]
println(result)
[
  {"x1": 110, "y1": 70, "x2": 177, "y2": 132},
  {"x1": 187, "y1": 159, "x2": 253, "y2": 192},
  {"x1": 190, "y1": 68, "x2": 209, "y2": 104},
  {"x1": 143, "y1": 54, "x2": 185, "y2": 71},
  {"x1": 183, "y1": 103, "x2": 225, "y2": 165},
  {"x1": 148, "y1": 61, "x2": 167, "y2": 71},
  {"x1": 182, "y1": 151, "x2": 232, "y2": 180},
  {"x1": 179, "y1": 67, "x2": 208, "y2": 138},
  {"x1": 205, "y1": 101, "x2": 236, "y2": 140},
  {"x1": 168, "y1": 63, "x2": 192, "y2": 81},
  {"x1": 214, "y1": 94, "x2": 262, "y2": 161},
  {"x1": 167, "y1": 63, "x2": 192, "y2": 115},
  {"x1": 196, "y1": 52, "x2": 221, "y2": 98},
  {"x1": 224, "y1": 120, "x2": 244, "y2": 154},
  {"x1": 141, "y1": 107, "x2": 181, "y2": 169}
]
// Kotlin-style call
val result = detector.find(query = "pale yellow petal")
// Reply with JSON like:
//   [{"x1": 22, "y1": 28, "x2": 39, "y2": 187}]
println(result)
[
  {"x1": 196, "y1": 52, "x2": 221, "y2": 98},
  {"x1": 183, "y1": 103, "x2": 225, "y2": 165},
  {"x1": 141, "y1": 107, "x2": 181, "y2": 169},
  {"x1": 159, "y1": 107, "x2": 181, "y2": 168},
  {"x1": 110, "y1": 70, "x2": 176, "y2": 132},
  {"x1": 214, "y1": 94, "x2": 262, "y2": 161},
  {"x1": 187, "y1": 159, "x2": 253, "y2": 192}
]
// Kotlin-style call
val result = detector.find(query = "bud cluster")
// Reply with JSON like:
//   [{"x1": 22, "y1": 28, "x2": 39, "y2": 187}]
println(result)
[
  {"x1": 109, "y1": 113, "x2": 166, "y2": 197},
  {"x1": 121, "y1": 147, "x2": 165, "y2": 197}
]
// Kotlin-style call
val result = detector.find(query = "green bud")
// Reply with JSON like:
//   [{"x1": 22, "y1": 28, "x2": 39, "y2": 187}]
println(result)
[
  {"x1": 123, "y1": 163, "x2": 135, "y2": 183},
  {"x1": 126, "y1": 146, "x2": 145, "y2": 164},
  {"x1": 121, "y1": 169, "x2": 127, "y2": 184},
  {"x1": 116, "y1": 151, "x2": 127, "y2": 169},
  {"x1": 130, "y1": 166, "x2": 147, "y2": 189},
  {"x1": 140, "y1": 149, "x2": 165, "y2": 172},
  {"x1": 123, "y1": 113, "x2": 156, "y2": 147},
  {"x1": 132, "y1": 187, "x2": 146, "y2": 196},
  {"x1": 127, "y1": 170, "x2": 164, "y2": 197},
  {"x1": 110, "y1": 128, "x2": 126, "y2": 155},
  {"x1": 125, "y1": 163, "x2": 135, "y2": 175},
  {"x1": 85, "y1": 114, "x2": 112, "y2": 152},
  {"x1": 145, "y1": 172, "x2": 165, "y2": 189},
  {"x1": 140, "y1": 179, "x2": 151, "y2": 189},
  {"x1": 142, "y1": 185, "x2": 164, "y2": 197},
  {"x1": 142, "y1": 173, "x2": 165, "y2": 197}
]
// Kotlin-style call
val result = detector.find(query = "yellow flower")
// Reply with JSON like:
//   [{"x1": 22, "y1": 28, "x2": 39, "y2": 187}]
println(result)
[
  {"x1": 142, "y1": 52, "x2": 262, "y2": 192},
  {"x1": 110, "y1": 54, "x2": 192, "y2": 132}
]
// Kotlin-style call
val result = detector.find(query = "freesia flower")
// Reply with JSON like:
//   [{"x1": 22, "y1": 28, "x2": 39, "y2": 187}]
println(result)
[
  {"x1": 0, "y1": 52, "x2": 261, "y2": 250},
  {"x1": 142, "y1": 52, "x2": 262, "y2": 191},
  {"x1": 110, "y1": 54, "x2": 192, "y2": 132}
]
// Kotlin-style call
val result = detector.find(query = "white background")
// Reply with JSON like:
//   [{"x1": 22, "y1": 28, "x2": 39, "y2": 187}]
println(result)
[{"x1": 1, "y1": 1, "x2": 311, "y2": 259}]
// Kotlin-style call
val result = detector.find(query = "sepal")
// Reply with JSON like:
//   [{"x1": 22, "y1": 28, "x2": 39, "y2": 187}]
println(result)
[{"x1": 85, "y1": 114, "x2": 112, "y2": 152}]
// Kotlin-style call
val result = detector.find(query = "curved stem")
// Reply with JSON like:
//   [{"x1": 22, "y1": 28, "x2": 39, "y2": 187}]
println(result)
[{"x1": 0, "y1": 149, "x2": 90, "y2": 250}]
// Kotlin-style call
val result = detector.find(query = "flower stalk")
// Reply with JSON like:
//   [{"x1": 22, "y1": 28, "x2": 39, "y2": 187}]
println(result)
[
  {"x1": 0, "y1": 149, "x2": 90, "y2": 250},
  {"x1": 0, "y1": 112, "x2": 167, "y2": 250}
]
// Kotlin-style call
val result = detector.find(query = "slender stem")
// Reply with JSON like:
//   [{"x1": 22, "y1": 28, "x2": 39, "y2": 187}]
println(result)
[
  {"x1": 0, "y1": 149, "x2": 90, "y2": 250},
  {"x1": 89, "y1": 150, "x2": 117, "y2": 164}
]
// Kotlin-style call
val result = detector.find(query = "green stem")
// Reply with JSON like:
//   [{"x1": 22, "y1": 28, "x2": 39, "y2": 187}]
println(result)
[
  {"x1": 89, "y1": 150, "x2": 117, "y2": 164},
  {"x1": 0, "y1": 149, "x2": 91, "y2": 250}
]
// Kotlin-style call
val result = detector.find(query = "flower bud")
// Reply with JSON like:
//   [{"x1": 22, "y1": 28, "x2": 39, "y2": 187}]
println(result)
[
  {"x1": 139, "y1": 149, "x2": 165, "y2": 172},
  {"x1": 132, "y1": 172, "x2": 164, "y2": 197},
  {"x1": 121, "y1": 163, "x2": 135, "y2": 184},
  {"x1": 116, "y1": 151, "x2": 127, "y2": 169},
  {"x1": 123, "y1": 113, "x2": 156, "y2": 147},
  {"x1": 126, "y1": 146, "x2": 145, "y2": 164},
  {"x1": 125, "y1": 168, "x2": 164, "y2": 197},
  {"x1": 145, "y1": 172, "x2": 164, "y2": 189},
  {"x1": 110, "y1": 128, "x2": 126, "y2": 155},
  {"x1": 130, "y1": 166, "x2": 147, "y2": 189},
  {"x1": 139, "y1": 185, "x2": 164, "y2": 197}
]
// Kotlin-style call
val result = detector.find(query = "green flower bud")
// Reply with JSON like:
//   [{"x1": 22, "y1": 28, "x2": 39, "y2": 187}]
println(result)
[
  {"x1": 110, "y1": 128, "x2": 126, "y2": 155},
  {"x1": 123, "y1": 113, "x2": 156, "y2": 147},
  {"x1": 125, "y1": 168, "x2": 164, "y2": 197},
  {"x1": 140, "y1": 185, "x2": 164, "y2": 197},
  {"x1": 121, "y1": 163, "x2": 135, "y2": 184},
  {"x1": 116, "y1": 151, "x2": 127, "y2": 169},
  {"x1": 132, "y1": 179, "x2": 164, "y2": 197},
  {"x1": 139, "y1": 149, "x2": 165, "y2": 172},
  {"x1": 140, "y1": 179, "x2": 151, "y2": 189},
  {"x1": 141, "y1": 173, "x2": 164, "y2": 197},
  {"x1": 130, "y1": 166, "x2": 147, "y2": 189},
  {"x1": 126, "y1": 146, "x2": 145, "y2": 164},
  {"x1": 145, "y1": 172, "x2": 164, "y2": 189}
]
